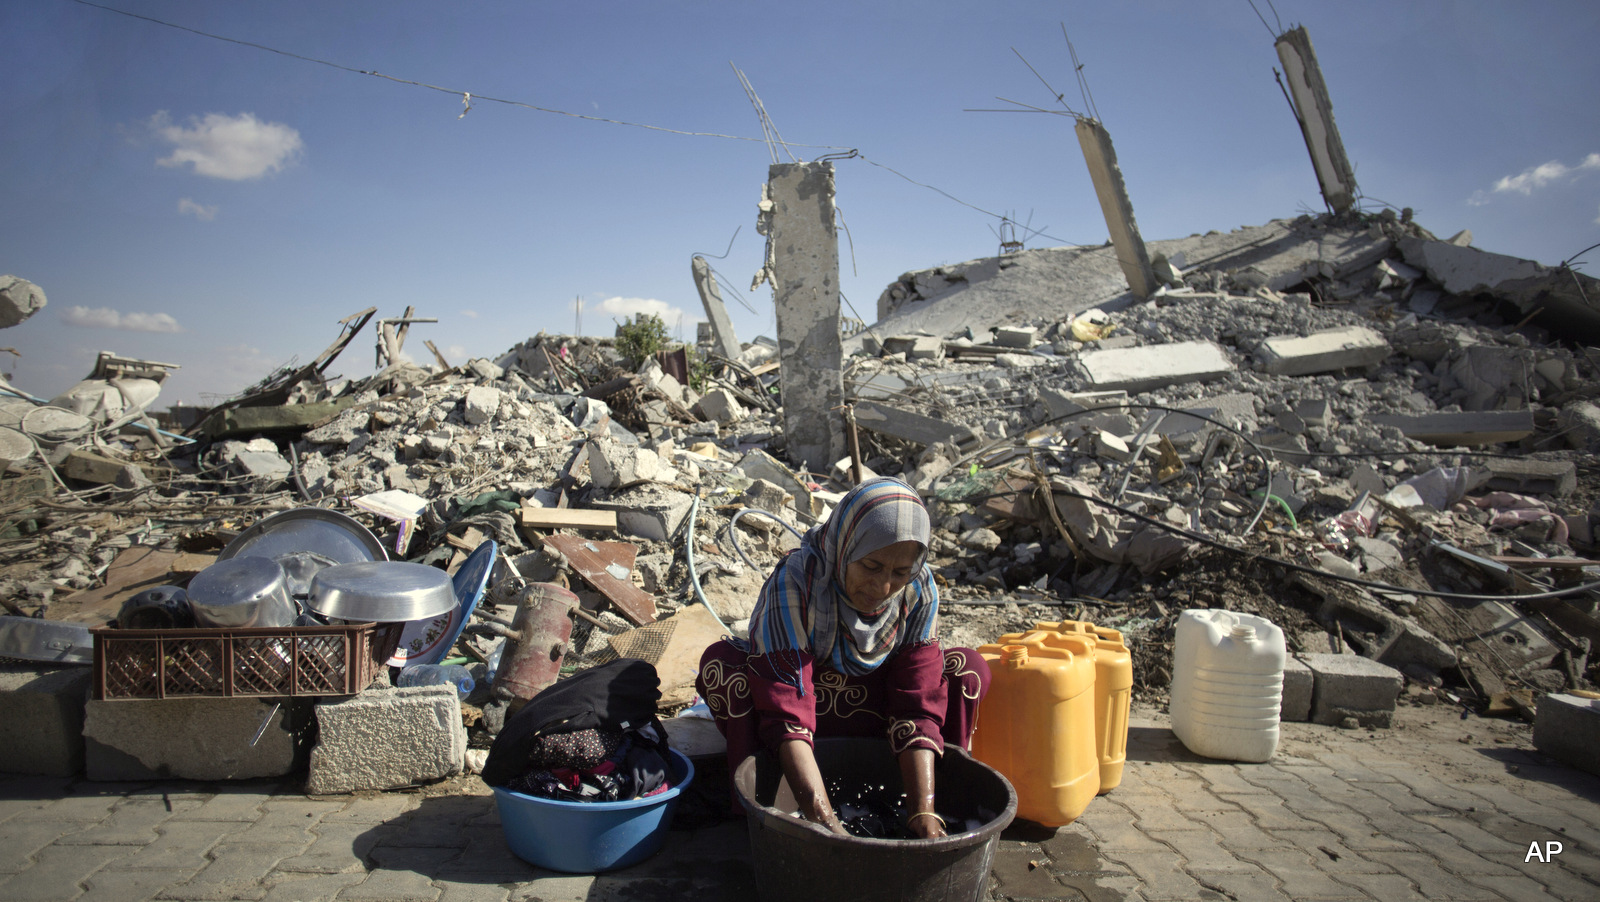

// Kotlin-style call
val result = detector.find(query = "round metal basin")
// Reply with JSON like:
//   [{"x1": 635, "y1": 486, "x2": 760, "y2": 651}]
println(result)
[
  {"x1": 307, "y1": 561, "x2": 456, "y2": 623},
  {"x1": 219, "y1": 508, "x2": 387, "y2": 565}
]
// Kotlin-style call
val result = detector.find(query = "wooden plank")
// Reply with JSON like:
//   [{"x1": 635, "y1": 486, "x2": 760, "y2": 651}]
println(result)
[
  {"x1": 518, "y1": 507, "x2": 617, "y2": 531},
  {"x1": 543, "y1": 534, "x2": 656, "y2": 626}
]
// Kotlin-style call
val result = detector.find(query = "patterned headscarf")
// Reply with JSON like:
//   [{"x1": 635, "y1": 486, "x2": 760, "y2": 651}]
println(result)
[{"x1": 747, "y1": 477, "x2": 939, "y2": 688}]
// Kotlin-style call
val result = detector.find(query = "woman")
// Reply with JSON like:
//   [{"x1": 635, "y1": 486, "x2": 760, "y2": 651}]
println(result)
[{"x1": 695, "y1": 477, "x2": 990, "y2": 838}]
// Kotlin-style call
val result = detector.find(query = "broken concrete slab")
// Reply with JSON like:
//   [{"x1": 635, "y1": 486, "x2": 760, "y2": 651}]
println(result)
[
  {"x1": 737, "y1": 448, "x2": 812, "y2": 514},
  {"x1": 0, "y1": 667, "x2": 89, "y2": 776},
  {"x1": 84, "y1": 696, "x2": 305, "y2": 781},
  {"x1": 1368, "y1": 410, "x2": 1535, "y2": 446},
  {"x1": 849, "y1": 401, "x2": 979, "y2": 449},
  {"x1": 1533, "y1": 694, "x2": 1600, "y2": 777},
  {"x1": 993, "y1": 326, "x2": 1036, "y2": 349},
  {"x1": 307, "y1": 685, "x2": 464, "y2": 793},
  {"x1": 1302, "y1": 653, "x2": 1403, "y2": 728},
  {"x1": 1256, "y1": 326, "x2": 1389, "y2": 376},
  {"x1": 0, "y1": 275, "x2": 47, "y2": 328},
  {"x1": 1398, "y1": 235, "x2": 1600, "y2": 342},
  {"x1": 1079, "y1": 340, "x2": 1235, "y2": 394},
  {"x1": 1482, "y1": 457, "x2": 1577, "y2": 497},
  {"x1": 694, "y1": 388, "x2": 744, "y2": 425},
  {"x1": 691, "y1": 255, "x2": 741, "y2": 361}
]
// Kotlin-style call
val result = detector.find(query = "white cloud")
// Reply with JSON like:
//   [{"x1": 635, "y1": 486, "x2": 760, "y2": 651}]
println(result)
[
  {"x1": 149, "y1": 111, "x2": 303, "y2": 180},
  {"x1": 460, "y1": 310, "x2": 479, "y2": 319},
  {"x1": 1485, "y1": 152, "x2": 1600, "y2": 197},
  {"x1": 177, "y1": 197, "x2": 218, "y2": 221},
  {"x1": 592, "y1": 296, "x2": 686, "y2": 324},
  {"x1": 447, "y1": 344, "x2": 468, "y2": 361},
  {"x1": 60, "y1": 306, "x2": 184, "y2": 333}
]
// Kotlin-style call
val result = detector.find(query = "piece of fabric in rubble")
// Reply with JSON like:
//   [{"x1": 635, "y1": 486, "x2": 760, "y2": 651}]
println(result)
[
  {"x1": 1053, "y1": 478, "x2": 1196, "y2": 575},
  {"x1": 1470, "y1": 491, "x2": 1569, "y2": 544}
]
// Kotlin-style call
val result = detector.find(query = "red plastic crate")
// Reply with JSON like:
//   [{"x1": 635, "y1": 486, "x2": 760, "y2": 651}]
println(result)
[{"x1": 92, "y1": 621, "x2": 404, "y2": 700}]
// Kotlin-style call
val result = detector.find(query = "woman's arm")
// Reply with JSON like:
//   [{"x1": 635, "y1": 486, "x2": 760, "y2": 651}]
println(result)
[
  {"x1": 779, "y1": 738, "x2": 849, "y2": 835},
  {"x1": 899, "y1": 746, "x2": 945, "y2": 838}
]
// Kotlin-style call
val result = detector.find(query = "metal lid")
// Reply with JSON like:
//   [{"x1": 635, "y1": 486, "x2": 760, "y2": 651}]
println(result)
[{"x1": 307, "y1": 561, "x2": 457, "y2": 623}]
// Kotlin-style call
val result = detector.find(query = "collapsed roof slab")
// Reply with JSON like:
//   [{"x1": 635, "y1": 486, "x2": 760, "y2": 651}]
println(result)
[
  {"x1": 1078, "y1": 340, "x2": 1235, "y2": 393},
  {"x1": 1398, "y1": 237, "x2": 1600, "y2": 342},
  {"x1": 1369, "y1": 410, "x2": 1535, "y2": 446}
]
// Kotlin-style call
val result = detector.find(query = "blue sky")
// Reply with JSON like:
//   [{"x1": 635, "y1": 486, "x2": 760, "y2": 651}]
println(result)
[{"x1": 4, "y1": 0, "x2": 1598, "y2": 408}]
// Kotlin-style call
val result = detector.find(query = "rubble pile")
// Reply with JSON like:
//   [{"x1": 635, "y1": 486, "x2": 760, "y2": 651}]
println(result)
[{"x1": 1, "y1": 210, "x2": 1598, "y2": 781}]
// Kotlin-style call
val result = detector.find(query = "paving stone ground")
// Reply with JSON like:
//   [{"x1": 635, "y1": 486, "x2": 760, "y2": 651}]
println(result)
[{"x1": 1, "y1": 699, "x2": 1595, "y2": 902}]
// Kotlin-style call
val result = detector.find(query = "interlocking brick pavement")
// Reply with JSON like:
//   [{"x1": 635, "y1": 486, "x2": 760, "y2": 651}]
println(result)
[{"x1": 0, "y1": 698, "x2": 1595, "y2": 901}]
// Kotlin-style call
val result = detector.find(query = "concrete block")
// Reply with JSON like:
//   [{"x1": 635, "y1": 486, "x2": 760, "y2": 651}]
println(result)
[
  {"x1": 1302, "y1": 653, "x2": 1402, "y2": 728},
  {"x1": 586, "y1": 439, "x2": 675, "y2": 489},
  {"x1": 1295, "y1": 399, "x2": 1331, "y2": 427},
  {"x1": 994, "y1": 353, "x2": 1048, "y2": 368},
  {"x1": 1533, "y1": 694, "x2": 1600, "y2": 777},
  {"x1": 0, "y1": 666, "x2": 89, "y2": 776},
  {"x1": 1092, "y1": 430, "x2": 1132, "y2": 462},
  {"x1": 693, "y1": 388, "x2": 744, "y2": 425},
  {"x1": 1079, "y1": 340, "x2": 1234, "y2": 393},
  {"x1": 1257, "y1": 326, "x2": 1390, "y2": 376},
  {"x1": 307, "y1": 686, "x2": 465, "y2": 794},
  {"x1": 1281, "y1": 656, "x2": 1313, "y2": 723},
  {"x1": 84, "y1": 696, "x2": 305, "y2": 781},
  {"x1": 737, "y1": 448, "x2": 812, "y2": 515},
  {"x1": 463, "y1": 385, "x2": 502, "y2": 425},
  {"x1": 993, "y1": 326, "x2": 1036, "y2": 349},
  {"x1": 589, "y1": 487, "x2": 695, "y2": 543},
  {"x1": 1482, "y1": 457, "x2": 1576, "y2": 497},
  {"x1": 1558, "y1": 400, "x2": 1600, "y2": 451},
  {"x1": 1368, "y1": 410, "x2": 1535, "y2": 446}
]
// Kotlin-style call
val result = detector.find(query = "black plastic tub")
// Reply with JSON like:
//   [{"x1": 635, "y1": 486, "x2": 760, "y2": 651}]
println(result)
[{"x1": 734, "y1": 738, "x2": 1016, "y2": 902}]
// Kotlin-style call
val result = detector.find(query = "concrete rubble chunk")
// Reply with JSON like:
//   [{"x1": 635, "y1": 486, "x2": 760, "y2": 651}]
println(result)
[
  {"x1": 588, "y1": 486, "x2": 694, "y2": 542},
  {"x1": 1301, "y1": 653, "x2": 1403, "y2": 728},
  {"x1": 851, "y1": 401, "x2": 979, "y2": 449},
  {"x1": 1256, "y1": 325, "x2": 1390, "y2": 376},
  {"x1": 463, "y1": 384, "x2": 502, "y2": 425},
  {"x1": 1079, "y1": 340, "x2": 1235, "y2": 393},
  {"x1": 693, "y1": 388, "x2": 744, "y2": 425},
  {"x1": 1557, "y1": 400, "x2": 1600, "y2": 451},
  {"x1": 0, "y1": 667, "x2": 89, "y2": 776},
  {"x1": 587, "y1": 438, "x2": 676, "y2": 489},
  {"x1": 307, "y1": 685, "x2": 465, "y2": 794},
  {"x1": 0, "y1": 275, "x2": 48, "y2": 328},
  {"x1": 992, "y1": 326, "x2": 1036, "y2": 349},
  {"x1": 1532, "y1": 694, "x2": 1600, "y2": 777}
]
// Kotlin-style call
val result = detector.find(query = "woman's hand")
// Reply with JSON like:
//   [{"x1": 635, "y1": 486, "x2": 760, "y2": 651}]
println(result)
[
  {"x1": 778, "y1": 738, "x2": 849, "y2": 835},
  {"x1": 899, "y1": 747, "x2": 945, "y2": 838}
]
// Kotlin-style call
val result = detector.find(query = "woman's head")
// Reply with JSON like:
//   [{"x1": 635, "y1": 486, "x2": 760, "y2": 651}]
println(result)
[{"x1": 825, "y1": 478, "x2": 930, "y2": 613}]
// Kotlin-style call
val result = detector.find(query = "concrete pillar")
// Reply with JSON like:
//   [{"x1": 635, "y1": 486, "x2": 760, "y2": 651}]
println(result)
[
  {"x1": 1275, "y1": 26, "x2": 1358, "y2": 214},
  {"x1": 691, "y1": 256, "x2": 742, "y2": 361},
  {"x1": 763, "y1": 162, "x2": 844, "y2": 473},
  {"x1": 1074, "y1": 119, "x2": 1158, "y2": 299}
]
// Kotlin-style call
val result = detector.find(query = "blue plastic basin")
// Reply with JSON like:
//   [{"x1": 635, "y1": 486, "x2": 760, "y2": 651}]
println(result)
[{"x1": 492, "y1": 748, "x2": 693, "y2": 873}]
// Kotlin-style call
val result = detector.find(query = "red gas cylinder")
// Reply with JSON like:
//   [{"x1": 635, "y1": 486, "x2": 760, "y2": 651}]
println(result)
[{"x1": 491, "y1": 581, "x2": 579, "y2": 717}]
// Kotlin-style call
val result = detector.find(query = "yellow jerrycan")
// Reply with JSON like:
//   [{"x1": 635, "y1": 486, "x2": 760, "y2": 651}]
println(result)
[
  {"x1": 972, "y1": 632, "x2": 1099, "y2": 827},
  {"x1": 1030, "y1": 621, "x2": 1133, "y2": 793}
]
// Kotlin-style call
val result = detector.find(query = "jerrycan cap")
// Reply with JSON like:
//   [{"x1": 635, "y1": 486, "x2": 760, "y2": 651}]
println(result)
[{"x1": 1230, "y1": 624, "x2": 1258, "y2": 642}]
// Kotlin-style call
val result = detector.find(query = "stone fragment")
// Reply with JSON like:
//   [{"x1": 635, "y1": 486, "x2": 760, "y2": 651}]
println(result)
[
  {"x1": 307, "y1": 686, "x2": 464, "y2": 794},
  {"x1": 1257, "y1": 326, "x2": 1389, "y2": 376},
  {"x1": 587, "y1": 439, "x2": 675, "y2": 489},
  {"x1": 1482, "y1": 457, "x2": 1576, "y2": 496},
  {"x1": 1558, "y1": 400, "x2": 1600, "y2": 451},
  {"x1": 1301, "y1": 653, "x2": 1403, "y2": 728},
  {"x1": 960, "y1": 528, "x2": 1002, "y2": 552},
  {"x1": 588, "y1": 488, "x2": 695, "y2": 542}
]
